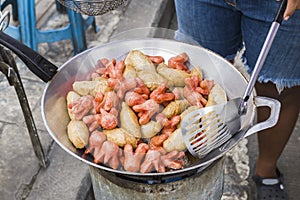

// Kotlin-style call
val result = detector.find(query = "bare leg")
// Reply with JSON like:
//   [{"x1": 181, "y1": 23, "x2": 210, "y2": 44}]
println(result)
[{"x1": 254, "y1": 82, "x2": 300, "y2": 178}]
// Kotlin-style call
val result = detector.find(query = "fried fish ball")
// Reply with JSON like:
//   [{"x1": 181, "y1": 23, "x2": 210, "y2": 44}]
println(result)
[
  {"x1": 120, "y1": 102, "x2": 141, "y2": 138},
  {"x1": 103, "y1": 128, "x2": 138, "y2": 148},
  {"x1": 157, "y1": 63, "x2": 191, "y2": 87},
  {"x1": 140, "y1": 120, "x2": 162, "y2": 139},
  {"x1": 162, "y1": 100, "x2": 190, "y2": 119},
  {"x1": 67, "y1": 120, "x2": 89, "y2": 149},
  {"x1": 206, "y1": 83, "x2": 227, "y2": 107},
  {"x1": 163, "y1": 128, "x2": 186, "y2": 152},
  {"x1": 66, "y1": 91, "x2": 81, "y2": 120},
  {"x1": 73, "y1": 79, "x2": 111, "y2": 96}
]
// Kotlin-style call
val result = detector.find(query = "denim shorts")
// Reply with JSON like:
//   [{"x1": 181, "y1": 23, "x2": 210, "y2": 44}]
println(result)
[{"x1": 174, "y1": 0, "x2": 300, "y2": 91}]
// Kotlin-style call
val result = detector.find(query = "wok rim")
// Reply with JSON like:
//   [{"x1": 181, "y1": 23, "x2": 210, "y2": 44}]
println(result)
[{"x1": 41, "y1": 38, "x2": 254, "y2": 179}]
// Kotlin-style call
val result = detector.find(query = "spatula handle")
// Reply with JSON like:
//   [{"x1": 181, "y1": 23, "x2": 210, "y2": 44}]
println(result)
[{"x1": 239, "y1": 0, "x2": 287, "y2": 114}]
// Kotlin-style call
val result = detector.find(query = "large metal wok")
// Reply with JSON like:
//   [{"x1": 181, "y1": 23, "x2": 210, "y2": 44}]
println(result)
[{"x1": 0, "y1": 30, "x2": 280, "y2": 182}]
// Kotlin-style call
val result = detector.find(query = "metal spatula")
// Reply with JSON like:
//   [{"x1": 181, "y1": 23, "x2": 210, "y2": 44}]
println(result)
[{"x1": 181, "y1": 0, "x2": 287, "y2": 158}]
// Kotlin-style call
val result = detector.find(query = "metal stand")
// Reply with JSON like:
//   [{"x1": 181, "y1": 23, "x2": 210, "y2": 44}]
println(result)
[{"x1": 0, "y1": 45, "x2": 48, "y2": 168}]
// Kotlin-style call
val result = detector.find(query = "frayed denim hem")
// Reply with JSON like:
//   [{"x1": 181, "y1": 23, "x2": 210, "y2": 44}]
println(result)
[
  {"x1": 257, "y1": 77, "x2": 300, "y2": 94},
  {"x1": 224, "y1": 54, "x2": 237, "y2": 62},
  {"x1": 225, "y1": 44, "x2": 246, "y2": 62},
  {"x1": 235, "y1": 57, "x2": 300, "y2": 94}
]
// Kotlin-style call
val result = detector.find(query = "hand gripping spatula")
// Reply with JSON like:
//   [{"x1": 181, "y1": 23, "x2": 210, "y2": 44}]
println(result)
[{"x1": 181, "y1": 0, "x2": 287, "y2": 158}]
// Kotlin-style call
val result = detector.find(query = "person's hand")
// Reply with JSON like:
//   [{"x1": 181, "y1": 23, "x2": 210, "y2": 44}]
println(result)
[{"x1": 284, "y1": 0, "x2": 300, "y2": 20}]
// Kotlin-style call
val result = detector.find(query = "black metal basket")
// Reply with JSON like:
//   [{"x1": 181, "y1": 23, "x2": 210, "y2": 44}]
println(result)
[{"x1": 56, "y1": 0, "x2": 129, "y2": 16}]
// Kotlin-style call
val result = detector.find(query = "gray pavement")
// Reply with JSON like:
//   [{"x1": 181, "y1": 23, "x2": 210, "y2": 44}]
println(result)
[{"x1": 0, "y1": 0, "x2": 299, "y2": 199}]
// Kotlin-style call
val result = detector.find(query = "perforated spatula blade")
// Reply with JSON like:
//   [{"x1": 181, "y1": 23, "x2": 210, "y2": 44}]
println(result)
[{"x1": 181, "y1": 98, "x2": 242, "y2": 158}]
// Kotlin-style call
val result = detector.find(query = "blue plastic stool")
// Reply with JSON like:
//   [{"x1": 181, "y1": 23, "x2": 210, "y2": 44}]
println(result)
[{"x1": 1, "y1": 0, "x2": 99, "y2": 54}]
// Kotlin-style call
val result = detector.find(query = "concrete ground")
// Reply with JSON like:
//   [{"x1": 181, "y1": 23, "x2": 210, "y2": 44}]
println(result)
[{"x1": 0, "y1": 0, "x2": 299, "y2": 199}]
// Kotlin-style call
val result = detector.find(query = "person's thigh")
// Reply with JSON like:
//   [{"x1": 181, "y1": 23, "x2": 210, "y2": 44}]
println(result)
[
  {"x1": 174, "y1": 0, "x2": 243, "y2": 60},
  {"x1": 240, "y1": 0, "x2": 300, "y2": 90}
]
